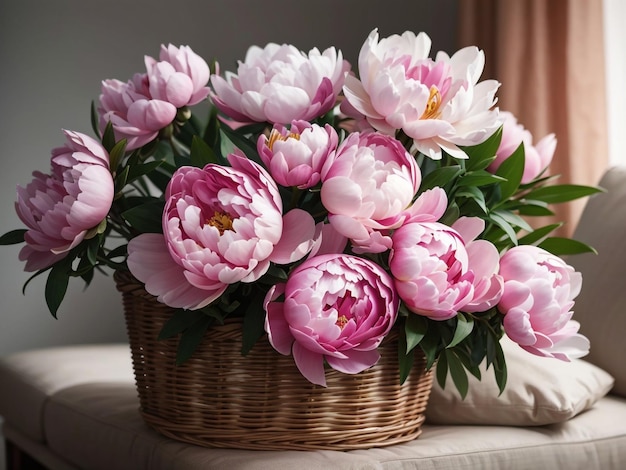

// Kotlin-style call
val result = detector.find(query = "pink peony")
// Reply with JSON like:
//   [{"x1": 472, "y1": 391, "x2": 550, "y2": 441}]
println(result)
[
  {"x1": 145, "y1": 44, "x2": 210, "y2": 108},
  {"x1": 127, "y1": 152, "x2": 316, "y2": 310},
  {"x1": 15, "y1": 130, "x2": 114, "y2": 271},
  {"x1": 498, "y1": 245, "x2": 589, "y2": 361},
  {"x1": 488, "y1": 111, "x2": 556, "y2": 183},
  {"x1": 343, "y1": 29, "x2": 501, "y2": 160},
  {"x1": 99, "y1": 44, "x2": 208, "y2": 151},
  {"x1": 98, "y1": 75, "x2": 177, "y2": 150},
  {"x1": 210, "y1": 43, "x2": 350, "y2": 124},
  {"x1": 257, "y1": 120, "x2": 338, "y2": 189},
  {"x1": 389, "y1": 221, "x2": 475, "y2": 320},
  {"x1": 264, "y1": 253, "x2": 398, "y2": 386},
  {"x1": 320, "y1": 132, "x2": 437, "y2": 253}
]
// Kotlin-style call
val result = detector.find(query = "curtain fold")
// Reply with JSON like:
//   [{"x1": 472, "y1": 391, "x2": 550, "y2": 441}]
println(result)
[{"x1": 458, "y1": 0, "x2": 608, "y2": 236}]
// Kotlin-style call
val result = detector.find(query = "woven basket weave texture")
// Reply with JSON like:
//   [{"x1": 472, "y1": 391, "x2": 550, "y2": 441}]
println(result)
[{"x1": 115, "y1": 270, "x2": 434, "y2": 451}]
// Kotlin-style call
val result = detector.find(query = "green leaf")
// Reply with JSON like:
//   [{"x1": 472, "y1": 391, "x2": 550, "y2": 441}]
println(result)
[
  {"x1": 490, "y1": 337, "x2": 508, "y2": 395},
  {"x1": 456, "y1": 171, "x2": 506, "y2": 188},
  {"x1": 405, "y1": 313, "x2": 428, "y2": 353},
  {"x1": 158, "y1": 309, "x2": 206, "y2": 340},
  {"x1": 435, "y1": 350, "x2": 448, "y2": 389},
  {"x1": 90, "y1": 101, "x2": 101, "y2": 139},
  {"x1": 126, "y1": 160, "x2": 164, "y2": 184},
  {"x1": 517, "y1": 223, "x2": 563, "y2": 245},
  {"x1": 419, "y1": 323, "x2": 441, "y2": 369},
  {"x1": 495, "y1": 142, "x2": 524, "y2": 202},
  {"x1": 241, "y1": 292, "x2": 267, "y2": 356},
  {"x1": 79, "y1": 265, "x2": 94, "y2": 286},
  {"x1": 190, "y1": 135, "x2": 219, "y2": 167},
  {"x1": 492, "y1": 209, "x2": 533, "y2": 232},
  {"x1": 447, "y1": 313, "x2": 474, "y2": 349},
  {"x1": 418, "y1": 166, "x2": 462, "y2": 193},
  {"x1": 485, "y1": 329, "x2": 498, "y2": 367},
  {"x1": 101, "y1": 121, "x2": 117, "y2": 153},
  {"x1": 463, "y1": 126, "x2": 502, "y2": 171},
  {"x1": 0, "y1": 229, "x2": 26, "y2": 245},
  {"x1": 85, "y1": 235, "x2": 101, "y2": 266},
  {"x1": 203, "y1": 105, "x2": 221, "y2": 149},
  {"x1": 106, "y1": 244, "x2": 127, "y2": 261},
  {"x1": 145, "y1": 166, "x2": 174, "y2": 193},
  {"x1": 453, "y1": 347, "x2": 482, "y2": 381},
  {"x1": 398, "y1": 330, "x2": 415, "y2": 385},
  {"x1": 446, "y1": 349, "x2": 469, "y2": 398},
  {"x1": 219, "y1": 124, "x2": 263, "y2": 166},
  {"x1": 524, "y1": 184, "x2": 603, "y2": 204},
  {"x1": 121, "y1": 200, "x2": 164, "y2": 233},
  {"x1": 456, "y1": 185, "x2": 488, "y2": 213},
  {"x1": 516, "y1": 202, "x2": 554, "y2": 217},
  {"x1": 114, "y1": 166, "x2": 130, "y2": 195},
  {"x1": 108, "y1": 139, "x2": 127, "y2": 172},
  {"x1": 176, "y1": 315, "x2": 213, "y2": 365},
  {"x1": 538, "y1": 237, "x2": 598, "y2": 255},
  {"x1": 488, "y1": 212, "x2": 519, "y2": 245},
  {"x1": 45, "y1": 260, "x2": 71, "y2": 318}
]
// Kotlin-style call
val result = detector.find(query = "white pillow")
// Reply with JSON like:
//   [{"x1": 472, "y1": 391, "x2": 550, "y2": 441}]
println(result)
[{"x1": 425, "y1": 336, "x2": 614, "y2": 426}]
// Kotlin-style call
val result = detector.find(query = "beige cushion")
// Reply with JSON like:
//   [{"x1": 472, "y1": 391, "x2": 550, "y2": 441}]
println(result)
[
  {"x1": 426, "y1": 336, "x2": 614, "y2": 426},
  {"x1": 0, "y1": 344, "x2": 133, "y2": 441},
  {"x1": 567, "y1": 165, "x2": 626, "y2": 397},
  {"x1": 42, "y1": 379, "x2": 626, "y2": 470}
]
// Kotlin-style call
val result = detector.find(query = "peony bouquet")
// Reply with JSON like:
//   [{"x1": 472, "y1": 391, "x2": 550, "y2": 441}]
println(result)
[{"x1": 1, "y1": 30, "x2": 601, "y2": 396}]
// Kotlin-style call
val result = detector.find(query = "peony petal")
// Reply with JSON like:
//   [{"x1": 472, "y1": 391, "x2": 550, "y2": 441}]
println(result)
[
  {"x1": 326, "y1": 349, "x2": 380, "y2": 375},
  {"x1": 292, "y1": 342, "x2": 327, "y2": 386},
  {"x1": 264, "y1": 290, "x2": 294, "y2": 356},
  {"x1": 269, "y1": 209, "x2": 316, "y2": 264},
  {"x1": 128, "y1": 233, "x2": 225, "y2": 310}
]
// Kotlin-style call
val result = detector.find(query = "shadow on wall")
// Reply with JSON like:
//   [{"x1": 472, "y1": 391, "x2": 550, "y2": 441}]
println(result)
[{"x1": 0, "y1": 0, "x2": 458, "y2": 355}]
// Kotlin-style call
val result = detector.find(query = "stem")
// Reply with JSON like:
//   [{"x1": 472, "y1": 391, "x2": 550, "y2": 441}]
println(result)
[{"x1": 290, "y1": 188, "x2": 302, "y2": 210}]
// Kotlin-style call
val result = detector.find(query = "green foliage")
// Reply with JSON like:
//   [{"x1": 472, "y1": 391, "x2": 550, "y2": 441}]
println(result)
[
  {"x1": 0, "y1": 229, "x2": 26, "y2": 245},
  {"x1": 121, "y1": 200, "x2": 165, "y2": 233},
  {"x1": 190, "y1": 135, "x2": 219, "y2": 167},
  {"x1": 240, "y1": 290, "x2": 268, "y2": 356},
  {"x1": 45, "y1": 258, "x2": 71, "y2": 318}
]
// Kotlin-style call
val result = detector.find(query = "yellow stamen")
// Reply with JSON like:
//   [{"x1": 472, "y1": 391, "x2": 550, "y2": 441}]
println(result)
[
  {"x1": 336, "y1": 315, "x2": 348, "y2": 329},
  {"x1": 267, "y1": 130, "x2": 300, "y2": 150},
  {"x1": 207, "y1": 211, "x2": 235, "y2": 235},
  {"x1": 420, "y1": 85, "x2": 443, "y2": 120}
]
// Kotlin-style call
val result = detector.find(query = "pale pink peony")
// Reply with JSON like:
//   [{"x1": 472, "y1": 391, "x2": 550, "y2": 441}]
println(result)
[
  {"x1": 15, "y1": 130, "x2": 114, "y2": 271},
  {"x1": 264, "y1": 253, "x2": 398, "y2": 386},
  {"x1": 389, "y1": 221, "x2": 475, "y2": 320},
  {"x1": 498, "y1": 245, "x2": 589, "y2": 361},
  {"x1": 343, "y1": 29, "x2": 501, "y2": 160},
  {"x1": 145, "y1": 44, "x2": 210, "y2": 108},
  {"x1": 488, "y1": 111, "x2": 556, "y2": 183},
  {"x1": 320, "y1": 132, "x2": 430, "y2": 253},
  {"x1": 210, "y1": 43, "x2": 350, "y2": 124},
  {"x1": 99, "y1": 44, "x2": 208, "y2": 151},
  {"x1": 257, "y1": 120, "x2": 338, "y2": 189},
  {"x1": 127, "y1": 152, "x2": 316, "y2": 310},
  {"x1": 98, "y1": 75, "x2": 177, "y2": 150}
]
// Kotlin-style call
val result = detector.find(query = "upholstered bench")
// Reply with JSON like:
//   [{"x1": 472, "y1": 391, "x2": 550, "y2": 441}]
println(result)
[
  {"x1": 2, "y1": 166, "x2": 626, "y2": 470},
  {"x1": 0, "y1": 342, "x2": 624, "y2": 470}
]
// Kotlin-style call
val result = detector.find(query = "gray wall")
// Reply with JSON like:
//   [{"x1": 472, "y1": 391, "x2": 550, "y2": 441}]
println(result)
[{"x1": 0, "y1": 0, "x2": 458, "y2": 355}]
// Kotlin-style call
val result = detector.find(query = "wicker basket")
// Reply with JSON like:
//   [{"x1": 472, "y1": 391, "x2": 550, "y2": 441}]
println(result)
[{"x1": 115, "y1": 270, "x2": 434, "y2": 451}]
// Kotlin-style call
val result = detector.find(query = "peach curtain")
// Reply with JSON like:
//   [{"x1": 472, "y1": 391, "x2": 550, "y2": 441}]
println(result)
[{"x1": 458, "y1": 0, "x2": 608, "y2": 236}]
